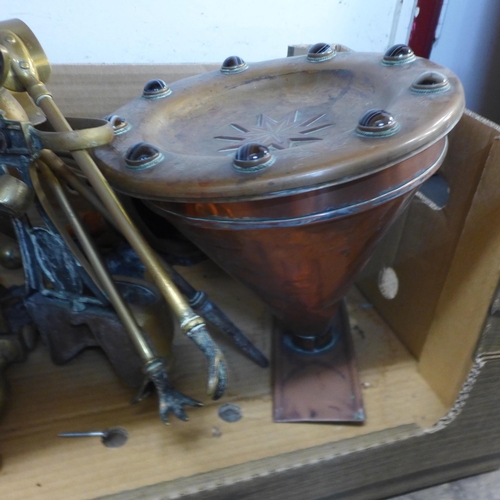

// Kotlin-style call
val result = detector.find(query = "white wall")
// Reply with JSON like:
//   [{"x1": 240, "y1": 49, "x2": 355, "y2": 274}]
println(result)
[
  {"x1": 3, "y1": 0, "x2": 416, "y2": 64},
  {"x1": 431, "y1": 0, "x2": 500, "y2": 122}
]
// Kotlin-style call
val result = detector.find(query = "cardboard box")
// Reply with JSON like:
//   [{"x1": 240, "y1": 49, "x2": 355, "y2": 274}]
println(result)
[{"x1": 1, "y1": 65, "x2": 500, "y2": 500}]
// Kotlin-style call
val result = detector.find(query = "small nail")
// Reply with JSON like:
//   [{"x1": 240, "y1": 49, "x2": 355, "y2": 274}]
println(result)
[{"x1": 58, "y1": 427, "x2": 128, "y2": 448}]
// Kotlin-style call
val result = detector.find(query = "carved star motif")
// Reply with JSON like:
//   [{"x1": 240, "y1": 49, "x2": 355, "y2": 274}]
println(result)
[{"x1": 214, "y1": 111, "x2": 333, "y2": 153}]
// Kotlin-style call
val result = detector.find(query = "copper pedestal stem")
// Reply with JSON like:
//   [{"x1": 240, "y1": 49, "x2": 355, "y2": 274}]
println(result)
[{"x1": 273, "y1": 301, "x2": 364, "y2": 422}]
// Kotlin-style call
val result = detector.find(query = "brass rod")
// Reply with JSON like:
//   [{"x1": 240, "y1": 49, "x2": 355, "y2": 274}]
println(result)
[
  {"x1": 34, "y1": 108, "x2": 224, "y2": 397},
  {"x1": 42, "y1": 151, "x2": 185, "y2": 291},
  {"x1": 29, "y1": 163, "x2": 105, "y2": 296},
  {"x1": 40, "y1": 150, "x2": 111, "y2": 225},
  {"x1": 36, "y1": 95, "x2": 201, "y2": 332},
  {"x1": 37, "y1": 160, "x2": 156, "y2": 362}
]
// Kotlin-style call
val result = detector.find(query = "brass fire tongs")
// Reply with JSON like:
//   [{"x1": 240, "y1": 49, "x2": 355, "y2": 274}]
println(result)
[
  {"x1": 0, "y1": 19, "x2": 227, "y2": 422},
  {"x1": 41, "y1": 149, "x2": 269, "y2": 369}
]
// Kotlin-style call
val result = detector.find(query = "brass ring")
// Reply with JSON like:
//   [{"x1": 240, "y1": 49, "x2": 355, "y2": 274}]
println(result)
[{"x1": 36, "y1": 117, "x2": 114, "y2": 151}]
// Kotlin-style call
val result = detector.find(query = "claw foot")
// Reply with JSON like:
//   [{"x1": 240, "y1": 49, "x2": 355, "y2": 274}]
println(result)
[
  {"x1": 191, "y1": 291, "x2": 269, "y2": 368},
  {"x1": 144, "y1": 358, "x2": 202, "y2": 424},
  {"x1": 187, "y1": 324, "x2": 227, "y2": 399}
]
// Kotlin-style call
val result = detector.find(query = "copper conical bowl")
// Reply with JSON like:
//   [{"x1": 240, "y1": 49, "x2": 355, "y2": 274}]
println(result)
[{"x1": 95, "y1": 45, "x2": 464, "y2": 421}]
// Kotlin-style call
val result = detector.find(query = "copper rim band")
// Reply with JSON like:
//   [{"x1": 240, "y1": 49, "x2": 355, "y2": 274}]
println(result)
[{"x1": 149, "y1": 138, "x2": 447, "y2": 230}]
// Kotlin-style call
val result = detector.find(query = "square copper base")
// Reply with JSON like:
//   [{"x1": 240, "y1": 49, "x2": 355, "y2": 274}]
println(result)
[{"x1": 273, "y1": 301, "x2": 365, "y2": 423}]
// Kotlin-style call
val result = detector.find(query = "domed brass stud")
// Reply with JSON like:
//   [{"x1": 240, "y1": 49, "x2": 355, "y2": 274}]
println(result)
[
  {"x1": 357, "y1": 109, "x2": 400, "y2": 137},
  {"x1": 142, "y1": 79, "x2": 172, "y2": 99},
  {"x1": 411, "y1": 71, "x2": 450, "y2": 93},
  {"x1": 0, "y1": 236, "x2": 22, "y2": 269},
  {"x1": 220, "y1": 56, "x2": 248, "y2": 74},
  {"x1": 383, "y1": 44, "x2": 415, "y2": 65},
  {"x1": 125, "y1": 142, "x2": 163, "y2": 169},
  {"x1": 104, "y1": 114, "x2": 130, "y2": 135},
  {"x1": 233, "y1": 143, "x2": 273, "y2": 171},
  {"x1": 307, "y1": 43, "x2": 336, "y2": 62}
]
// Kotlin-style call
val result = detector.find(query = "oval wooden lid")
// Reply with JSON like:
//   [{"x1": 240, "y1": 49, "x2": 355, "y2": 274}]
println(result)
[{"x1": 94, "y1": 51, "x2": 464, "y2": 202}]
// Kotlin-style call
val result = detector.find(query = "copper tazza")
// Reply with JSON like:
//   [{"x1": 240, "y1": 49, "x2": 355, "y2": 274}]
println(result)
[{"x1": 93, "y1": 40, "x2": 464, "y2": 421}]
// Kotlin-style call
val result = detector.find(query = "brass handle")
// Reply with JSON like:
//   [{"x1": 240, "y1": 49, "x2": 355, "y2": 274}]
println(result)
[{"x1": 36, "y1": 117, "x2": 114, "y2": 152}]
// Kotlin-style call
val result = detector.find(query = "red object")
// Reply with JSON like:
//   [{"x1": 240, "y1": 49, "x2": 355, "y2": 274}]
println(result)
[{"x1": 409, "y1": 0, "x2": 444, "y2": 58}]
